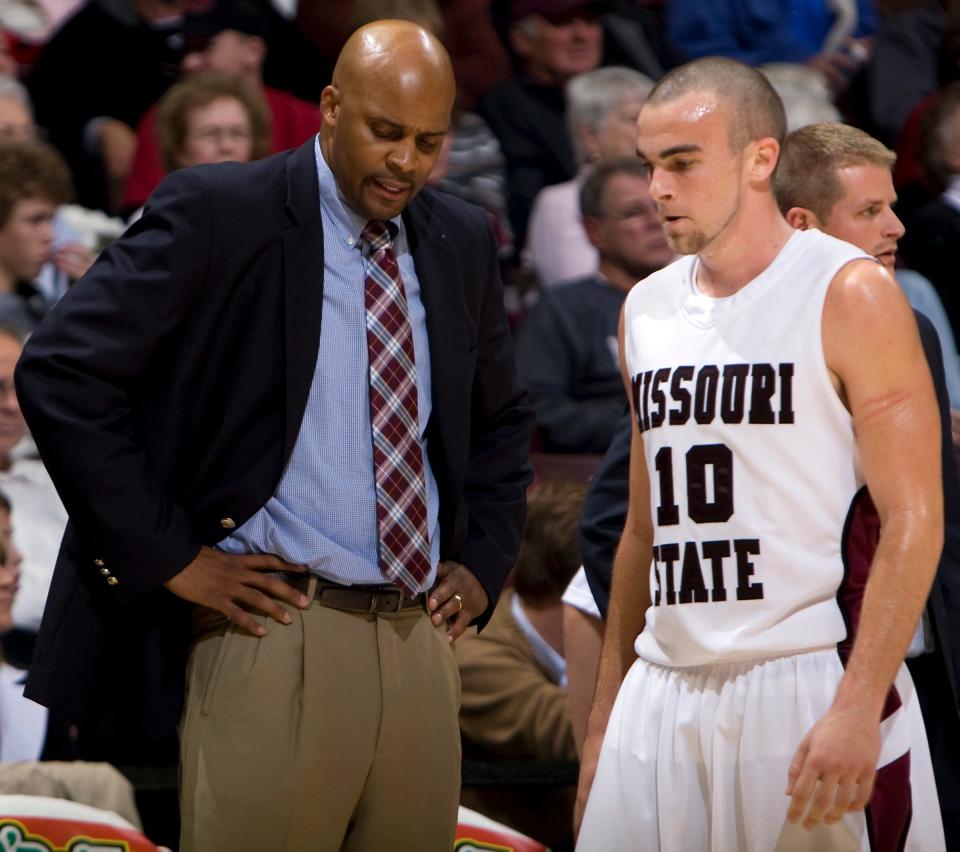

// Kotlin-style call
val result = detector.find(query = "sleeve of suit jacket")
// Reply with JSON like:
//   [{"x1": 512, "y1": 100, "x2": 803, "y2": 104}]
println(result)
[
  {"x1": 15, "y1": 169, "x2": 213, "y2": 604},
  {"x1": 578, "y1": 410, "x2": 632, "y2": 620},
  {"x1": 915, "y1": 310, "x2": 960, "y2": 708}
]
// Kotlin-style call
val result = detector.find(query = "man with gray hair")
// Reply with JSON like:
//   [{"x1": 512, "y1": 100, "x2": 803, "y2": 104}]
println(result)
[
  {"x1": 517, "y1": 158, "x2": 672, "y2": 454},
  {"x1": 481, "y1": 0, "x2": 606, "y2": 247},
  {"x1": 525, "y1": 65, "x2": 654, "y2": 287}
]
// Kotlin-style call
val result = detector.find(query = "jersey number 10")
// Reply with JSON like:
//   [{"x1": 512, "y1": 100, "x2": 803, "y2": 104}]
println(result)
[{"x1": 655, "y1": 443, "x2": 734, "y2": 526}]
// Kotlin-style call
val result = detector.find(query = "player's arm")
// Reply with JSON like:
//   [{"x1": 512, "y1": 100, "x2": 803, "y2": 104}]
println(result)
[
  {"x1": 786, "y1": 259, "x2": 943, "y2": 828},
  {"x1": 575, "y1": 305, "x2": 654, "y2": 833}
]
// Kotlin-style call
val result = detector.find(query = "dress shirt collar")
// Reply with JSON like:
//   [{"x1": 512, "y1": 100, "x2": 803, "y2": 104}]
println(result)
[{"x1": 314, "y1": 136, "x2": 403, "y2": 249}]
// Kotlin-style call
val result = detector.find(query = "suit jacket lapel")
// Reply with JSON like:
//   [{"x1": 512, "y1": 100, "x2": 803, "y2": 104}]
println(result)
[
  {"x1": 281, "y1": 139, "x2": 326, "y2": 465},
  {"x1": 405, "y1": 192, "x2": 467, "y2": 422}
]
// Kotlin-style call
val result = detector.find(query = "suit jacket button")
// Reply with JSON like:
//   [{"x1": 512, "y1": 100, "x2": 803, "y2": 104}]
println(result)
[
  {"x1": 94, "y1": 558, "x2": 105, "y2": 567},
  {"x1": 106, "y1": 576, "x2": 119, "y2": 586},
  {"x1": 99, "y1": 567, "x2": 110, "y2": 576},
  {"x1": 220, "y1": 517, "x2": 236, "y2": 530}
]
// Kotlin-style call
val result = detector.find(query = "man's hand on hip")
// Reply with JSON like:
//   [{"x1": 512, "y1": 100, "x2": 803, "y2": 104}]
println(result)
[
  {"x1": 785, "y1": 704, "x2": 880, "y2": 829},
  {"x1": 164, "y1": 545, "x2": 310, "y2": 636},
  {"x1": 428, "y1": 561, "x2": 488, "y2": 642}
]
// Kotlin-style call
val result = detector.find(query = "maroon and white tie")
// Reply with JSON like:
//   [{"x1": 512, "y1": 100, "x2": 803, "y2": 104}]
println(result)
[{"x1": 360, "y1": 220, "x2": 431, "y2": 598}]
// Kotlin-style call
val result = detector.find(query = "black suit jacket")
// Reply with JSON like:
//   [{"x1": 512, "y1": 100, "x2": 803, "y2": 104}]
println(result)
[
  {"x1": 580, "y1": 311, "x2": 960, "y2": 712},
  {"x1": 15, "y1": 139, "x2": 534, "y2": 742}
]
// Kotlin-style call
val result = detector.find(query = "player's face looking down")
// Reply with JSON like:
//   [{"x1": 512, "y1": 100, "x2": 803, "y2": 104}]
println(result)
[{"x1": 637, "y1": 93, "x2": 760, "y2": 257}]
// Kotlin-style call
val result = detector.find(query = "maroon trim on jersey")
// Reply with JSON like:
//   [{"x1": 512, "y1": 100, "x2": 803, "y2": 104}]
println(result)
[
  {"x1": 865, "y1": 752, "x2": 913, "y2": 852},
  {"x1": 839, "y1": 487, "x2": 913, "y2": 849}
]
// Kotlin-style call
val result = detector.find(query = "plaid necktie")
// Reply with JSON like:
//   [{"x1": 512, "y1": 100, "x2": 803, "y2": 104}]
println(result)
[{"x1": 360, "y1": 219, "x2": 431, "y2": 597}]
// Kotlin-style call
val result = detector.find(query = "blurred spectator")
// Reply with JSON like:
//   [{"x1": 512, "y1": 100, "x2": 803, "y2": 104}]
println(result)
[
  {"x1": 900, "y1": 81, "x2": 960, "y2": 332},
  {"x1": 525, "y1": 66, "x2": 653, "y2": 287},
  {"x1": 668, "y1": 0, "x2": 876, "y2": 94},
  {"x1": 155, "y1": 72, "x2": 269, "y2": 172},
  {"x1": 26, "y1": 0, "x2": 184, "y2": 213},
  {"x1": 0, "y1": 324, "x2": 67, "y2": 650},
  {"x1": 760, "y1": 62, "x2": 842, "y2": 129},
  {"x1": 0, "y1": 31, "x2": 17, "y2": 77},
  {"x1": 0, "y1": 76, "x2": 97, "y2": 301},
  {"x1": 868, "y1": 0, "x2": 945, "y2": 146},
  {"x1": 456, "y1": 480, "x2": 585, "y2": 850},
  {"x1": 601, "y1": 0, "x2": 683, "y2": 78},
  {"x1": 125, "y1": 74, "x2": 270, "y2": 225},
  {"x1": 297, "y1": 0, "x2": 512, "y2": 110},
  {"x1": 516, "y1": 159, "x2": 673, "y2": 454},
  {"x1": 0, "y1": 143, "x2": 74, "y2": 332},
  {"x1": 122, "y1": 0, "x2": 318, "y2": 213},
  {"x1": 481, "y1": 0, "x2": 605, "y2": 249}
]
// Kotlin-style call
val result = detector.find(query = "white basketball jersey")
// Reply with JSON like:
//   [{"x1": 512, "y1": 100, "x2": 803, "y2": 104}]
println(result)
[{"x1": 623, "y1": 229, "x2": 872, "y2": 667}]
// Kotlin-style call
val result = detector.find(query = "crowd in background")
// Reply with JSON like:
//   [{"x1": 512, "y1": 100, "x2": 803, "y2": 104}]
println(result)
[{"x1": 0, "y1": 0, "x2": 958, "y2": 849}]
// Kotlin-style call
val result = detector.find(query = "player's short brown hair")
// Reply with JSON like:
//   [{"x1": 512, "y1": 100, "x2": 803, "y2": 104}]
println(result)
[
  {"x1": 0, "y1": 142, "x2": 72, "y2": 229},
  {"x1": 772, "y1": 122, "x2": 895, "y2": 219},
  {"x1": 646, "y1": 56, "x2": 787, "y2": 151},
  {"x1": 513, "y1": 481, "x2": 586, "y2": 604}
]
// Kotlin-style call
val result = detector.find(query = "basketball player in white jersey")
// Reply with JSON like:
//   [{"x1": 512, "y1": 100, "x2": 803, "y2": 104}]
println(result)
[{"x1": 576, "y1": 57, "x2": 946, "y2": 851}]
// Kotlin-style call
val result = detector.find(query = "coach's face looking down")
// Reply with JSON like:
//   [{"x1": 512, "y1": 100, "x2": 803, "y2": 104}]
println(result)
[{"x1": 319, "y1": 21, "x2": 456, "y2": 222}]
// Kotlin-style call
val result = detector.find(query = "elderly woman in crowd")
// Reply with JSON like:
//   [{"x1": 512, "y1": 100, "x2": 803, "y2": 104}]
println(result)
[
  {"x1": 129, "y1": 72, "x2": 270, "y2": 225},
  {"x1": 524, "y1": 66, "x2": 654, "y2": 289}
]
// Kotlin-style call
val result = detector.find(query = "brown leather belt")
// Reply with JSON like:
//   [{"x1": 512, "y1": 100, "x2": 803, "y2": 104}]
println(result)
[{"x1": 288, "y1": 574, "x2": 426, "y2": 614}]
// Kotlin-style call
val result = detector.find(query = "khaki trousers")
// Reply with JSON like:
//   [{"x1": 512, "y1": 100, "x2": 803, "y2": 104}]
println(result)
[{"x1": 179, "y1": 577, "x2": 462, "y2": 851}]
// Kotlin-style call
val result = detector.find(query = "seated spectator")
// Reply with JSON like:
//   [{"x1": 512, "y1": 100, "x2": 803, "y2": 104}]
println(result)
[
  {"x1": 456, "y1": 480, "x2": 585, "y2": 850},
  {"x1": 481, "y1": 0, "x2": 605, "y2": 249},
  {"x1": 0, "y1": 75, "x2": 95, "y2": 302},
  {"x1": 759, "y1": 62, "x2": 841, "y2": 130},
  {"x1": 122, "y1": 0, "x2": 319, "y2": 213},
  {"x1": 156, "y1": 72, "x2": 270, "y2": 173},
  {"x1": 516, "y1": 159, "x2": 673, "y2": 454},
  {"x1": 525, "y1": 66, "x2": 654, "y2": 288},
  {"x1": 0, "y1": 142, "x2": 74, "y2": 332},
  {"x1": 667, "y1": 0, "x2": 875, "y2": 95},
  {"x1": 25, "y1": 0, "x2": 184, "y2": 213},
  {"x1": 900, "y1": 81, "x2": 960, "y2": 334},
  {"x1": 774, "y1": 121, "x2": 960, "y2": 411},
  {"x1": 0, "y1": 324, "x2": 67, "y2": 652}
]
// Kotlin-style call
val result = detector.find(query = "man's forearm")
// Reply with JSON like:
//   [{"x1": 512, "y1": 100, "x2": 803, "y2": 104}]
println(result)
[{"x1": 586, "y1": 521, "x2": 651, "y2": 733}]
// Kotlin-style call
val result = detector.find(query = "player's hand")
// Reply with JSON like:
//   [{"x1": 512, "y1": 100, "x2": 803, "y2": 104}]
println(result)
[
  {"x1": 164, "y1": 545, "x2": 310, "y2": 636},
  {"x1": 428, "y1": 560, "x2": 488, "y2": 641},
  {"x1": 785, "y1": 705, "x2": 880, "y2": 829}
]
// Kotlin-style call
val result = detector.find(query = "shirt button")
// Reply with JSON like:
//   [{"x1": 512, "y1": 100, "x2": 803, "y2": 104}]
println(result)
[
  {"x1": 94, "y1": 558, "x2": 105, "y2": 567},
  {"x1": 220, "y1": 517, "x2": 236, "y2": 530},
  {"x1": 348, "y1": 237, "x2": 355, "y2": 247},
  {"x1": 99, "y1": 567, "x2": 109, "y2": 576},
  {"x1": 106, "y1": 576, "x2": 119, "y2": 586}
]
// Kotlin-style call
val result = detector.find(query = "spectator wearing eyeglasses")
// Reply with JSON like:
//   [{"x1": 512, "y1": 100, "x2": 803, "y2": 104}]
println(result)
[
  {"x1": 126, "y1": 72, "x2": 270, "y2": 226},
  {"x1": 122, "y1": 0, "x2": 319, "y2": 216}
]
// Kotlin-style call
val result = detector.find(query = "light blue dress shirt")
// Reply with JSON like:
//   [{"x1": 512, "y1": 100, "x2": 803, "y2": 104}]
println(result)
[{"x1": 219, "y1": 138, "x2": 440, "y2": 589}]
